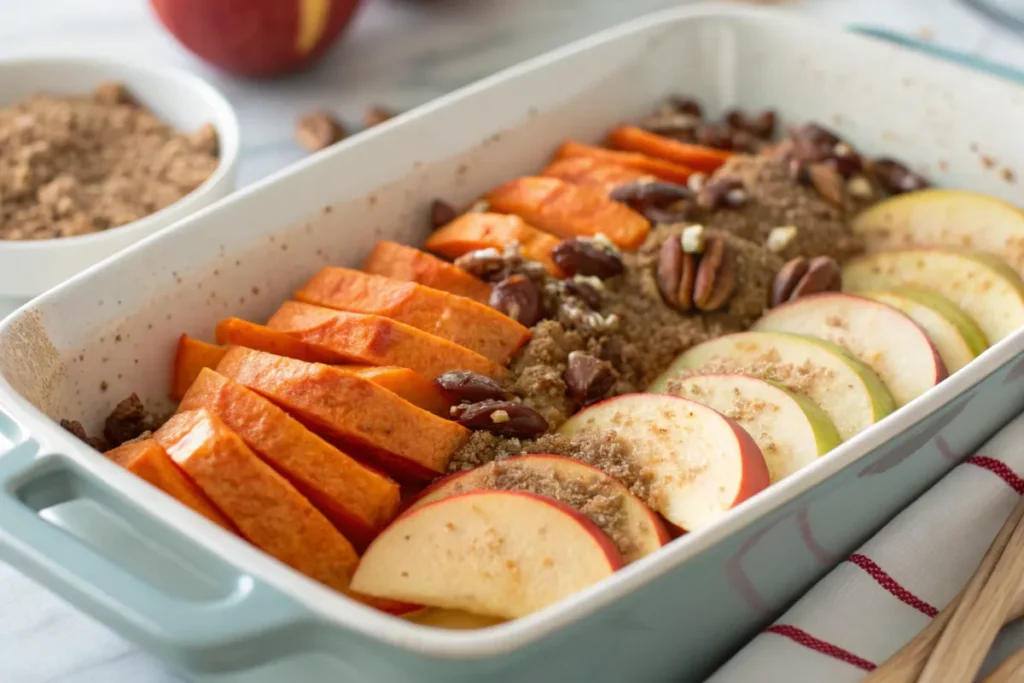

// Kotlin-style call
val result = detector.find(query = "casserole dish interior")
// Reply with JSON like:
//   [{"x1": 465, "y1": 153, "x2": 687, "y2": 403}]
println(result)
[{"x1": 2, "y1": 7, "x2": 1024, "y2": 683}]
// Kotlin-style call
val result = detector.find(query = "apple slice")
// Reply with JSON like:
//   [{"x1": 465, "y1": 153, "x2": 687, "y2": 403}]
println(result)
[
  {"x1": 351, "y1": 490, "x2": 622, "y2": 619},
  {"x1": 403, "y1": 608, "x2": 507, "y2": 629},
  {"x1": 752, "y1": 293, "x2": 947, "y2": 407},
  {"x1": 648, "y1": 331, "x2": 895, "y2": 442},
  {"x1": 405, "y1": 454, "x2": 669, "y2": 563},
  {"x1": 861, "y1": 287, "x2": 988, "y2": 374},
  {"x1": 851, "y1": 188, "x2": 1024, "y2": 278},
  {"x1": 558, "y1": 394, "x2": 768, "y2": 532},
  {"x1": 842, "y1": 248, "x2": 1024, "y2": 344},
  {"x1": 667, "y1": 374, "x2": 841, "y2": 483}
]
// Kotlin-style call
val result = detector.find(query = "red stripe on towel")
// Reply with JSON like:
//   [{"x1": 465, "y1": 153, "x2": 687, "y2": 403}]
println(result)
[
  {"x1": 765, "y1": 625, "x2": 876, "y2": 671},
  {"x1": 847, "y1": 553, "x2": 938, "y2": 617},
  {"x1": 965, "y1": 456, "x2": 1024, "y2": 495}
]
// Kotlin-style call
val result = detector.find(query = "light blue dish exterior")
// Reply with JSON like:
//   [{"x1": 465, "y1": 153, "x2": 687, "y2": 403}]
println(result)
[{"x1": 1, "y1": 9, "x2": 1023, "y2": 683}]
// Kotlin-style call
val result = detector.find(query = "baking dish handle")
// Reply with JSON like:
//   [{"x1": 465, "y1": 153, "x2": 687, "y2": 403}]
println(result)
[{"x1": 0, "y1": 431, "x2": 315, "y2": 674}]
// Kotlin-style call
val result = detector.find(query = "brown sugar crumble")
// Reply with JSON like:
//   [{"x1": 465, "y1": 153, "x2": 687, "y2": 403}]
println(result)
[{"x1": 0, "y1": 82, "x2": 219, "y2": 240}]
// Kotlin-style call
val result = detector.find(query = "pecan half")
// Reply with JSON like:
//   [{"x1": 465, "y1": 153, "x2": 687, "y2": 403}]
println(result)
[
  {"x1": 435, "y1": 371, "x2": 510, "y2": 403},
  {"x1": 657, "y1": 234, "x2": 734, "y2": 312},
  {"x1": 295, "y1": 110, "x2": 345, "y2": 152},
  {"x1": 490, "y1": 275, "x2": 545, "y2": 327},
  {"x1": 871, "y1": 158, "x2": 930, "y2": 194},
  {"x1": 770, "y1": 256, "x2": 842, "y2": 307},
  {"x1": 455, "y1": 400, "x2": 549, "y2": 438},
  {"x1": 564, "y1": 351, "x2": 616, "y2": 406},
  {"x1": 808, "y1": 163, "x2": 847, "y2": 208},
  {"x1": 551, "y1": 237, "x2": 624, "y2": 279},
  {"x1": 610, "y1": 181, "x2": 695, "y2": 224},
  {"x1": 430, "y1": 199, "x2": 458, "y2": 229},
  {"x1": 455, "y1": 243, "x2": 547, "y2": 283},
  {"x1": 699, "y1": 178, "x2": 747, "y2": 210},
  {"x1": 692, "y1": 236, "x2": 737, "y2": 312}
]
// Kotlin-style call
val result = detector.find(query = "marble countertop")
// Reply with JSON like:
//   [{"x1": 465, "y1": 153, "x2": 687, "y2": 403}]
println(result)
[{"x1": 2, "y1": 0, "x2": 1024, "y2": 680}]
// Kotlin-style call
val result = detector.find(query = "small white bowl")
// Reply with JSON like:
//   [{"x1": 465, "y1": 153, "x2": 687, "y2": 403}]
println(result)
[{"x1": 0, "y1": 55, "x2": 240, "y2": 317}]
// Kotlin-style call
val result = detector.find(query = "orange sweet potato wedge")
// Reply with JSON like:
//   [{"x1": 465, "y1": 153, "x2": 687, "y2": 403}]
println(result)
[
  {"x1": 606, "y1": 125, "x2": 732, "y2": 174},
  {"x1": 340, "y1": 365, "x2": 452, "y2": 418},
  {"x1": 215, "y1": 317, "x2": 347, "y2": 364},
  {"x1": 170, "y1": 335, "x2": 228, "y2": 401},
  {"x1": 361, "y1": 241, "x2": 492, "y2": 305},
  {"x1": 215, "y1": 347, "x2": 470, "y2": 481},
  {"x1": 154, "y1": 409, "x2": 359, "y2": 593},
  {"x1": 485, "y1": 176, "x2": 650, "y2": 250},
  {"x1": 179, "y1": 369, "x2": 401, "y2": 549},
  {"x1": 553, "y1": 140, "x2": 696, "y2": 185},
  {"x1": 105, "y1": 438, "x2": 234, "y2": 532},
  {"x1": 266, "y1": 301, "x2": 506, "y2": 380},
  {"x1": 297, "y1": 267, "x2": 529, "y2": 363},
  {"x1": 424, "y1": 212, "x2": 562, "y2": 276},
  {"x1": 541, "y1": 156, "x2": 654, "y2": 194}
]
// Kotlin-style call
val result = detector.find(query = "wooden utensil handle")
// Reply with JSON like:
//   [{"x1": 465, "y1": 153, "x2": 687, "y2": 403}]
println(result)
[
  {"x1": 863, "y1": 495, "x2": 1024, "y2": 683},
  {"x1": 917, "y1": 502, "x2": 1024, "y2": 683},
  {"x1": 980, "y1": 645, "x2": 1024, "y2": 683}
]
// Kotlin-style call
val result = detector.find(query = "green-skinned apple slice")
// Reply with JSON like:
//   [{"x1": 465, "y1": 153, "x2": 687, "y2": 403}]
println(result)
[
  {"x1": 352, "y1": 490, "x2": 622, "y2": 619},
  {"x1": 851, "y1": 188, "x2": 1024, "y2": 278},
  {"x1": 842, "y1": 248, "x2": 1024, "y2": 343},
  {"x1": 558, "y1": 394, "x2": 768, "y2": 532},
  {"x1": 403, "y1": 608, "x2": 506, "y2": 629},
  {"x1": 648, "y1": 331, "x2": 895, "y2": 442},
  {"x1": 861, "y1": 287, "x2": 988, "y2": 373},
  {"x1": 667, "y1": 373, "x2": 841, "y2": 483},
  {"x1": 752, "y1": 292, "x2": 947, "y2": 407},
  {"x1": 403, "y1": 454, "x2": 668, "y2": 563}
]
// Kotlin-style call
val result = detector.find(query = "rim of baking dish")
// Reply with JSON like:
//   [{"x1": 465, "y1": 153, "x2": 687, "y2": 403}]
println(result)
[
  {"x1": 0, "y1": 54, "x2": 240, "y2": 249},
  {"x1": 0, "y1": 3, "x2": 1020, "y2": 663}
]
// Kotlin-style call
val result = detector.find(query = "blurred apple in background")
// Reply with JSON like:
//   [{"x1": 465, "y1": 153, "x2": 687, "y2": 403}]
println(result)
[{"x1": 150, "y1": 0, "x2": 364, "y2": 78}]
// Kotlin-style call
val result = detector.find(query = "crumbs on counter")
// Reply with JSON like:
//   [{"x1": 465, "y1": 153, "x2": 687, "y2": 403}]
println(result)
[{"x1": 0, "y1": 82, "x2": 219, "y2": 240}]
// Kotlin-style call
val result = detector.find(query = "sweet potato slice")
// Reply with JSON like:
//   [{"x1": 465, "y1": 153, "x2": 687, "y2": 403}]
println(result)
[
  {"x1": 541, "y1": 156, "x2": 654, "y2": 194},
  {"x1": 553, "y1": 141, "x2": 695, "y2": 185},
  {"x1": 105, "y1": 438, "x2": 234, "y2": 531},
  {"x1": 606, "y1": 125, "x2": 732, "y2": 173},
  {"x1": 170, "y1": 335, "x2": 228, "y2": 401},
  {"x1": 485, "y1": 176, "x2": 650, "y2": 250},
  {"x1": 424, "y1": 213, "x2": 562, "y2": 275},
  {"x1": 215, "y1": 348, "x2": 470, "y2": 481},
  {"x1": 179, "y1": 369, "x2": 401, "y2": 548},
  {"x1": 361, "y1": 241, "x2": 492, "y2": 305},
  {"x1": 154, "y1": 409, "x2": 359, "y2": 593},
  {"x1": 340, "y1": 365, "x2": 452, "y2": 417},
  {"x1": 214, "y1": 317, "x2": 348, "y2": 364},
  {"x1": 297, "y1": 267, "x2": 529, "y2": 363},
  {"x1": 266, "y1": 301, "x2": 506, "y2": 380}
]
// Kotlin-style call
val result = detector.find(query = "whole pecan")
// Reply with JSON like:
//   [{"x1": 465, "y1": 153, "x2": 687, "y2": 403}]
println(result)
[
  {"x1": 435, "y1": 371, "x2": 510, "y2": 404},
  {"x1": 490, "y1": 274, "x2": 545, "y2": 327},
  {"x1": 551, "y1": 237, "x2": 624, "y2": 279},
  {"x1": 564, "y1": 351, "x2": 616, "y2": 406},
  {"x1": 657, "y1": 234, "x2": 736, "y2": 313},
  {"x1": 770, "y1": 256, "x2": 842, "y2": 307},
  {"x1": 455, "y1": 400, "x2": 549, "y2": 438}
]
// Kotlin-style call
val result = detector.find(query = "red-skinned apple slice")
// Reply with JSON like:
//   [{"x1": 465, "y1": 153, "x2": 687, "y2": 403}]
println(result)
[
  {"x1": 752, "y1": 292, "x2": 947, "y2": 407},
  {"x1": 351, "y1": 490, "x2": 623, "y2": 619},
  {"x1": 404, "y1": 454, "x2": 669, "y2": 563},
  {"x1": 558, "y1": 394, "x2": 769, "y2": 532}
]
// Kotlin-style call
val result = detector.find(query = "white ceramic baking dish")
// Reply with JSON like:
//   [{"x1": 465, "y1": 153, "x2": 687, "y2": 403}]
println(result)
[{"x1": 1, "y1": 6, "x2": 1023, "y2": 683}]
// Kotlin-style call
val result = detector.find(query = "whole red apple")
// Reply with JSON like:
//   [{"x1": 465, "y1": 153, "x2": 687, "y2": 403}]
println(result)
[{"x1": 151, "y1": 0, "x2": 364, "y2": 78}]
